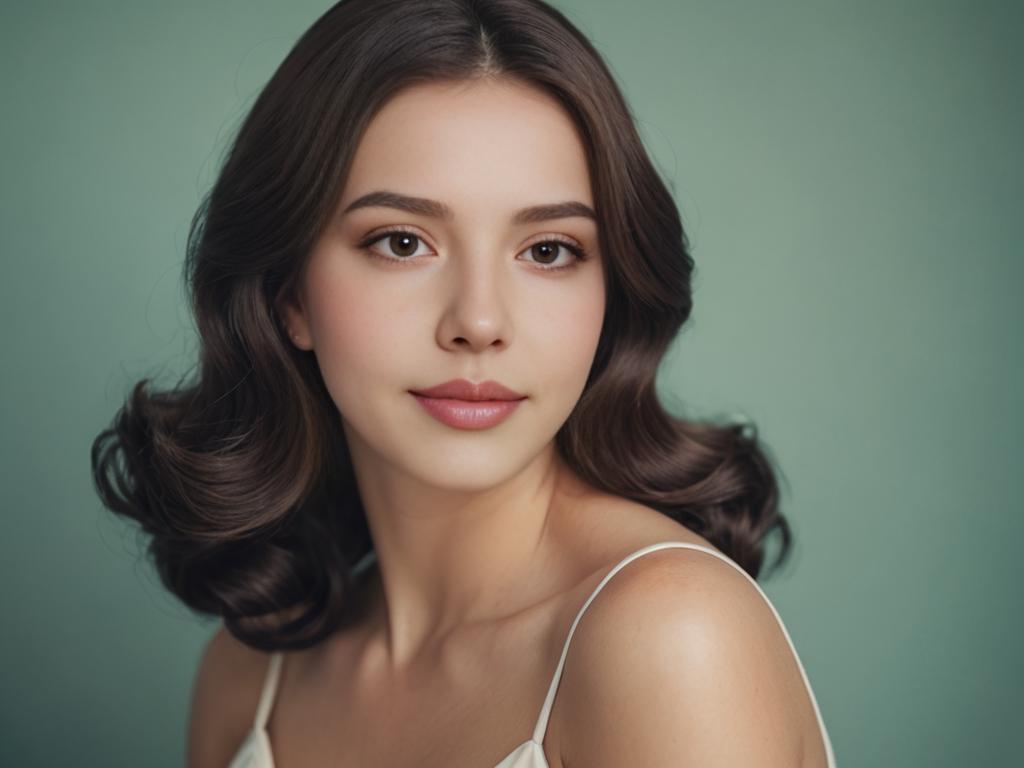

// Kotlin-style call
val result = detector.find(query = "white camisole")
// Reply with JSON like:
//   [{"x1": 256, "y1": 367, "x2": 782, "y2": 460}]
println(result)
[{"x1": 226, "y1": 541, "x2": 838, "y2": 767}]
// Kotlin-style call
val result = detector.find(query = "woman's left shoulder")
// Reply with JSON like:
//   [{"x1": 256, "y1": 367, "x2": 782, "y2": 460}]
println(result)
[
  {"x1": 579, "y1": 497, "x2": 758, "y2": 601},
  {"x1": 564, "y1": 495, "x2": 792, "y2": 670},
  {"x1": 556, "y1": 506, "x2": 814, "y2": 765},
  {"x1": 582, "y1": 523, "x2": 785, "y2": 659}
]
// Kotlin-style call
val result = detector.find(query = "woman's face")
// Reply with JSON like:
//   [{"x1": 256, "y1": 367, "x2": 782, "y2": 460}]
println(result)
[{"x1": 282, "y1": 77, "x2": 605, "y2": 490}]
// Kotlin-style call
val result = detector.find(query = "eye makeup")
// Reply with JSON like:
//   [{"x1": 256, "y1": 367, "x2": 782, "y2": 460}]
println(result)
[{"x1": 355, "y1": 227, "x2": 589, "y2": 272}]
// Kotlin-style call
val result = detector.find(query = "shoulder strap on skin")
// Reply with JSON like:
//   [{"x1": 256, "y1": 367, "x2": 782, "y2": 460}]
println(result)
[
  {"x1": 253, "y1": 651, "x2": 284, "y2": 731},
  {"x1": 528, "y1": 541, "x2": 837, "y2": 768}
]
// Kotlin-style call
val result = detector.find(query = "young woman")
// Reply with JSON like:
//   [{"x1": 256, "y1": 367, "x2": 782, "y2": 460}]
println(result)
[{"x1": 91, "y1": 1, "x2": 837, "y2": 765}]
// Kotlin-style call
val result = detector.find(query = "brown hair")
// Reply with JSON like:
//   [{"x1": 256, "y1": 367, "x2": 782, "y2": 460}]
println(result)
[{"x1": 91, "y1": 0, "x2": 793, "y2": 652}]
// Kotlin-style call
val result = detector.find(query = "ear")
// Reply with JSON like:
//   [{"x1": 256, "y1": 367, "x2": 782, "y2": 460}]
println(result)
[{"x1": 274, "y1": 285, "x2": 313, "y2": 351}]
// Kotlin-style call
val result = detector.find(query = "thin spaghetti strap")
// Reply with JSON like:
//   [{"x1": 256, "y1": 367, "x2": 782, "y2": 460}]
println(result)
[
  {"x1": 529, "y1": 541, "x2": 690, "y2": 742},
  {"x1": 529, "y1": 541, "x2": 837, "y2": 768},
  {"x1": 253, "y1": 651, "x2": 284, "y2": 731}
]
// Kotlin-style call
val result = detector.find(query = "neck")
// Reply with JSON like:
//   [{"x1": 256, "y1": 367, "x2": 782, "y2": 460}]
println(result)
[{"x1": 350, "y1": 441, "x2": 585, "y2": 671}]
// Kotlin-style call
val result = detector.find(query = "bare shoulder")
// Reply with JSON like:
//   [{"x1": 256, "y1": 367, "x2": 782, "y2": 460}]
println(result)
[
  {"x1": 556, "y1": 537, "x2": 827, "y2": 767},
  {"x1": 186, "y1": 620, "x2": 274, "y2": 768}
]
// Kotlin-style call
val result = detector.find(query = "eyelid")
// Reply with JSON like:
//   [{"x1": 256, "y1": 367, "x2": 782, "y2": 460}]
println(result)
[
  {"x1": 357, "y1": 225, "x2": 589, "y2": 272},
  {"x1": 359, "y1": 225, "x2": 585, "y2": 254},
  {"x1": 362, "y1": 223, "x2": 430, "y2": 242}
]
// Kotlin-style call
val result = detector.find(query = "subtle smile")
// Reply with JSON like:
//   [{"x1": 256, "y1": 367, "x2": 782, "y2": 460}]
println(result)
[{"x1": 408, "y1": 378, "x2": 527, "y2": 430}]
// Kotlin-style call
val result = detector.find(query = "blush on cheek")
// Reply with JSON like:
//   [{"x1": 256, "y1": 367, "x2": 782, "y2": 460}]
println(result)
[{"x1": 306, "y1": 269, "x2": 387, "y2": 344}]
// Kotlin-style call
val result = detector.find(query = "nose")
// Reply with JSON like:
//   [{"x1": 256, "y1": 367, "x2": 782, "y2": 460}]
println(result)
[{"x1": 436, "y1": 253, "x2": 512, "y2": 353}]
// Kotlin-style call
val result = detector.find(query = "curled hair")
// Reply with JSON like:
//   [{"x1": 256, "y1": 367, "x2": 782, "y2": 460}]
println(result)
[{"x1": 92, "y1": 0, "x2": 793, "y2": 651}]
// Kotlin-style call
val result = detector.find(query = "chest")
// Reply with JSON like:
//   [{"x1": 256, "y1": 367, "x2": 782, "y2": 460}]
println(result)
[
  {"x1": 265, "y1": 613, "x2": 571, "y2": 767},
  {"x1": 267, "y1": 696, "x2": 564, "y2": 767}
]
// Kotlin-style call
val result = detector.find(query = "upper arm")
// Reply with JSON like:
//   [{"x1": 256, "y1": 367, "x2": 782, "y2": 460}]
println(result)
[
  {"x1": 557, "y1": 549, "x2": 819, "y2": 767},
  {"x1": 186, "y1": 621, "x2": 269, "y2": 768}
]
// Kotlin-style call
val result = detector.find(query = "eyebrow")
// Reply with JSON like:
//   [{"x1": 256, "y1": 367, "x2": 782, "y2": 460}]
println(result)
[{"x1": 341, "y1": 190, "x2": 597, "y2": 225}]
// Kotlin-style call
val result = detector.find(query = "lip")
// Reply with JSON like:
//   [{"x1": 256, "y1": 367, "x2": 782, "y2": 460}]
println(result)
[
  {"x1": 409, "y1": 378, "x2": 525, "y2": 401},
  {"x1": 409, "y1": 379, "x2": 527, "y2": 430}
]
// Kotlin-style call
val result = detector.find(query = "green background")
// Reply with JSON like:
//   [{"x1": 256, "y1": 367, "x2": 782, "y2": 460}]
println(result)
[{"x1": 1, "y1": 1, "x2": 1020, "y2": 765}]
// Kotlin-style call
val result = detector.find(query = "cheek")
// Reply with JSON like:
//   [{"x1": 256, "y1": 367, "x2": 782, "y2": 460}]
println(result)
[
  {"x1": 528, "y1": 282, "x2": 606, "y2": 395},
  {"x1": 303, "y1": 266, "x2": 414, "y2": 404}
]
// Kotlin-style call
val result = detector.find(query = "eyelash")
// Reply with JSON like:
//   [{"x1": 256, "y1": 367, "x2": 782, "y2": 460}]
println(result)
[{"x1": 355, "y1": 227, "x2": 589, "y2": 272}]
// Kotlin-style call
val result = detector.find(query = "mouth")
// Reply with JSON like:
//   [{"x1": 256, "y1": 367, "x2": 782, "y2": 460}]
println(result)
[
  {"x1": 408, "y1": 378, "x2": 526, "y2": 402},
  {"x1": 409, "y1": 392, "x2": 525, "y2": 430}
]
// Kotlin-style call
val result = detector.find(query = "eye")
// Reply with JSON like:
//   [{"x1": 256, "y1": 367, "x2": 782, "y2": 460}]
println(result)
[
  {"x1": 357, "y1": 230, "x2": 432, "y2": 262},
  {"x1": 520, "y1": 237, "x2": 588, "y2": 272},
  {"x1": 356, "y1": 228, "x2": 589, "y2": 272}
]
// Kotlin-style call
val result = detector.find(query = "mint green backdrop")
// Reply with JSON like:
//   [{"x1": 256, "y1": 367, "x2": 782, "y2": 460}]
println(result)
[{"x1": 1, "y1": 1, "x2": 1020, "y2": 766}]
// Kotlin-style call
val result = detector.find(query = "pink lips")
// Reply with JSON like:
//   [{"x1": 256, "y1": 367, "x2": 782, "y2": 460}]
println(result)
[{"x1": 409, "y1": 378, "x2": 526, "y2": 430}]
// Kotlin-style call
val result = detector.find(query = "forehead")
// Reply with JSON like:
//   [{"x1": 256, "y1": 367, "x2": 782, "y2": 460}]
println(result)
[{"x1": 341, "y1": 78, "x2": 593, "y2": 213}]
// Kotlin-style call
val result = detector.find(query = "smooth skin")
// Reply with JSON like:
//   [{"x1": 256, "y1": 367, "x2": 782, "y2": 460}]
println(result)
[{"x1": 188, "y1": 77, "x2": 830, "y2": 767}]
